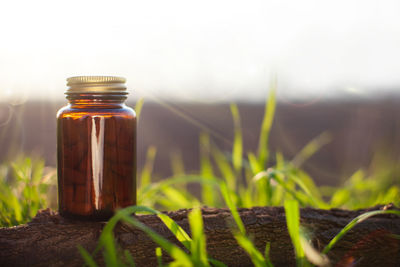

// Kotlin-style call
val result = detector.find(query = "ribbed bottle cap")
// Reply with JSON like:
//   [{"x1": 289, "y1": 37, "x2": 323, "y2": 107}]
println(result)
[{"x1": 66, "y1": 76, "x2": 127, "y2": 94}]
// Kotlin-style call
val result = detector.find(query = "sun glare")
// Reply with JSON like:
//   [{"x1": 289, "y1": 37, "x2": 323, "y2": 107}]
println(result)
[{"x1": 0, "y1": 0, "x2": 399, "y2": 101}]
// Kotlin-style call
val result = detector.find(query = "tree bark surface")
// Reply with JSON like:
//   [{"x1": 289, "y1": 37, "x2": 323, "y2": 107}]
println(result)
[{"x1": 0, "y1": 205, "x2": 399, "y2": 267}]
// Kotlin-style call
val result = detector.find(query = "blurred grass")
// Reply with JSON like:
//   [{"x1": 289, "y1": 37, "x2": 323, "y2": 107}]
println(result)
[
  {"x1": 284, "y1": 199, "x2": 305, "y2": 266},
  {"x1": 136, "y1": 88, "x2": 399, "y2": 211},
  {"x1": 0, "y1": 157, "x2": 56, "y2": 226}
]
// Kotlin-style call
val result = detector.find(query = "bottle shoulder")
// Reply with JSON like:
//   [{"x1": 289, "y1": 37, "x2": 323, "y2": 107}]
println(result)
[
  {"x1": 56, "y1": 105, "x2": 71, "y2": 118},
  {"x1": 57, "y1": 104, "x2": 136, "y2": 119}
]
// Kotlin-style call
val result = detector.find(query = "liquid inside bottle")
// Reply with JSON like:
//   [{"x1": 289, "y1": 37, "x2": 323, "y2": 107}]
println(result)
[{"x1": 57, "y1": 76, "x2": 136, "y2": 220}]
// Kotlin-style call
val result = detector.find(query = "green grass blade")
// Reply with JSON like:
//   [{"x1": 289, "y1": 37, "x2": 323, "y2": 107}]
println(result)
[
  {"x1": 284, "y1": 199, "x2": 305, "y2": 267},
  {"x1": 291, "y1": 132, "x2": 332, "y2": 168},
  {"x1": 140, "y1": 146, "x2": 157, "y2": 189},
  {"x1": 234, "y1": 234, "x2": 267, "y2": 267},
  {"x1": 322, "y1": 209, "x2": 400, "y2": 254},
  {"x1": 101, "y1": 229, "x2": 118, "y2": 266},
  {"x1": 253, "y1": 170, "x2": 307, "y2": 206},
  {"x1": 230, "y1": 103, "x2": 243, "y2": 174},
  {"x1": 124, "y1": 250, "x2": 136, "y2": 267},
  {"x1": 0, "y1": 157, "x2": 53, "y2": 226},
  {"x1": 95, "y1": 206, "x2": 192, "y2": 266},
  {"x1": 248, "y1": 152, "x2": 262, "y2": 175},
  {"x1": 77, "y1": 245, "x2": 99, "y2": 267},
  {"x1": 275, "y1": 152, "x2": 285, "y2": 169},
  {"x1": 294, "y1": 171, "x2": 325, "y2": 205},
  {"x1": 10, "y1": 194, "x2": 23, "y2": 223},
  {"x1": 120, "y1": 213, "x2": 193, "y2": 266},
  {"x1": 220, "y1": 182, "x2": 245, "y2": 234},
  {"x1": 299, "y1": 236, "x2": 329, "y2": 267},
  {"x1": 100, "y1": 206, "x2": 192, "y2": 266},
  {"x1": 170, "y1": 150, "x2": 185, "y2": 176},
  {"x1": 139, "y1": 175, "x2": 221, "y2": 204},
  {"x1": 200, "y1": 133, "x2": 216, "y2": 206},
  {"x1": 286, "y1": 173, "x2": 328, "y2": 209},
  {"x1": 200, "y1": 133, "x2": 214, "y2": 178},
  {"x1": 32, "y1": 159, "x2": 44, "y2": 184},
  {"x1": 264, "y1": 242, "x2": 274, "y2": 267},
  {"x1": 253, "y1": 168, "x2": 326, "y2": 208},
  {"x1": 330, "y1": 188, "x2": 351, "y2": 208},
  {"x1": 188, "y1": 208, "x2": 209, "y2": 266},
  {"x1": 157, "y1": 213, "x2": 192, "y2": 250},
  {"x1": 212, "y1": 146, "x2": 236, "y2": 192},
  {"x1": 382, "y1": 186, "x2": 400, "y2": 205},
  {"x1": 157, "y1": 187, "x2": 197, "y2": 210},
  {"x1": 156, "y1": 247, "x2": 163, "y2": 267},
  {"x1": 122, "y1": 206, "x2": 192, "y2": 251},
  {"x1": 135, "y1": 98, "x2": 144, "y2": 124},
  {"x1": 257, "y1": 83, "x2": 276, "y2": 170},
  {"x1": 238, "y1": 183, "x2": 254, "y2": 208},
  {"x1": 208, "y1": 258, "x2": 228, "y2": 267}
]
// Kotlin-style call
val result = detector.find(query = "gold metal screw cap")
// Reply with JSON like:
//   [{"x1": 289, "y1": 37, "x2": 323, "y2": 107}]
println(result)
[{"x1": 66, "y1": 76, "x2": 127, "y2": 94}]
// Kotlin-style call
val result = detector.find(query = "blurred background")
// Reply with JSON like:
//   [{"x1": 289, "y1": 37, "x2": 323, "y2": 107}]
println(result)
[{"x1": 1, "y1": 0, "x2": 400, "y2": 185}]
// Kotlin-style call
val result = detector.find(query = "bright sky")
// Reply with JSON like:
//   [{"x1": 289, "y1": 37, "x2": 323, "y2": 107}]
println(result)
[{"x1": 1, "y1": 0, "x2": 400, "y2": 102}]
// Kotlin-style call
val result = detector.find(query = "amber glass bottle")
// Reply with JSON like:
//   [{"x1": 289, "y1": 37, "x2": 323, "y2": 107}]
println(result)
[{"x1": 57, "y1": 76, "x2": 136, "y2": 220}]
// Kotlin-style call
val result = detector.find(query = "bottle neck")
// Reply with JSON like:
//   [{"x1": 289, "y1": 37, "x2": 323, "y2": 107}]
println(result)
[{"x1": 66, "y1": 93, "x2": 127, "y2": 108}]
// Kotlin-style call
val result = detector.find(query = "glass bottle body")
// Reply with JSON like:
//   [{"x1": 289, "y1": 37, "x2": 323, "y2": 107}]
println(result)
[{"x1": 57, "y1": 95, "x2": 136, "y2": 220}]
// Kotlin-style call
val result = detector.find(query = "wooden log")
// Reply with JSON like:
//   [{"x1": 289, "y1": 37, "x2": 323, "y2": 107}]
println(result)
[{"x1": 0, "y1": 205, "x2": 399, "y2": 266}]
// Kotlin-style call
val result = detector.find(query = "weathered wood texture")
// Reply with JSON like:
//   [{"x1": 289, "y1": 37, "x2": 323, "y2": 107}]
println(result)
[{"x1": 0, "y1": 205, "x2": 399, "y2": 267}]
